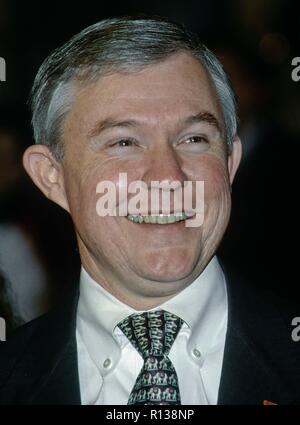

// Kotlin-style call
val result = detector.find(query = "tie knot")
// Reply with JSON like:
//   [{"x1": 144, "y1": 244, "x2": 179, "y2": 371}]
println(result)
[{"x1": 117, "y1": 310, "x2": 183, "y2": 358}]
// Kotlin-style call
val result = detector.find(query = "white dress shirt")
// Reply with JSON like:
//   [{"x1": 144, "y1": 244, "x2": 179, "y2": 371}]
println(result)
[{"x1": 76, "y1": 256, "x2": 228, "y2": 405}]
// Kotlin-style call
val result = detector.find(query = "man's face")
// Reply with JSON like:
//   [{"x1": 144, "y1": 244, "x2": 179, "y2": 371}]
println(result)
[{"x1": 58, "y1": 52, "x2": 239, "y2": 305}]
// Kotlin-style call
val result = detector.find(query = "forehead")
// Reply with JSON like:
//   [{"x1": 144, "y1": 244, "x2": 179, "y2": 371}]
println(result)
[{"x1": 65, "y1": 53, "x2": 223, "y2": 133}]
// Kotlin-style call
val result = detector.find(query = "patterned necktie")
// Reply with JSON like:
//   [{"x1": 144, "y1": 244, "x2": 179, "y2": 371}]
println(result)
[{"x1": 117, "y1": 310, "x2": 183, "y2": 405}]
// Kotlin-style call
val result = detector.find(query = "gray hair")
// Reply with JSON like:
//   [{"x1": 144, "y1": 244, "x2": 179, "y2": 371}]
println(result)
[{"x1": 30, "y1": 16, "x2": 238, "y2": 160}]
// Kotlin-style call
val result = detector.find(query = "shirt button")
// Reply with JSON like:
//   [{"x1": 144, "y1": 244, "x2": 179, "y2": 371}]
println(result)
[
  {"x1": 192, "y1": 348, "x2": 201, "y2": 359},
  {"x1": 103, "y1": 358, "x2": 112, "y2": 368}
]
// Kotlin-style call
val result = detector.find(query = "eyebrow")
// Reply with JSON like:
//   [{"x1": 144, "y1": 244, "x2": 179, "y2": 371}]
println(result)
[
  {"x1": 88, "y1": 118, "x2": 137, "y2": 138},
  {"x1": 183, "y1": 112, "x2": 223, "y2": 134},
  {"x1": 88, "y1": 111, "x2": 223, "y2": 138}
]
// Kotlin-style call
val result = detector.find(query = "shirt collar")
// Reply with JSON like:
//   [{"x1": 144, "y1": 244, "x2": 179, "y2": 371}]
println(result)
[
  {"x1": 77, "y1": 267, "x2": 136, "y2": 375},
  {"x1": 77, "y1": 255, "x2": 227, "y2": 374},
  {"x1": 159, "y1": 256, "x2": 228, "y2": 356}
]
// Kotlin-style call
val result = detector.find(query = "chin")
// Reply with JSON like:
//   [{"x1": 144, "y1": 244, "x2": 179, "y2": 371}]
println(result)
[{"x1": 135, "y1": 249, "x2": 199, "y2": 283}]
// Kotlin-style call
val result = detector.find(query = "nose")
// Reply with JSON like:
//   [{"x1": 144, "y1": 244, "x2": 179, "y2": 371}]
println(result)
[
  {"x1": 142, "y1": 144, "x2": 187, "y2": 187},
  {"x1": 140, "y1": 144, "x2": 188, "y2": 214}
]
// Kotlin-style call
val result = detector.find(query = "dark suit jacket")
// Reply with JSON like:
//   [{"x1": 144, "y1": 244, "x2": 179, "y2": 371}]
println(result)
[{"x1": 0, "y1": 269, "x2": 300, "y2": 405}]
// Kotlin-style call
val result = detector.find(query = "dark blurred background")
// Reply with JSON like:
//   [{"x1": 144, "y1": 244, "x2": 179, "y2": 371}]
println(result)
[{"x1": 0, "y1": 0, "x2": 299, "y2": 329}]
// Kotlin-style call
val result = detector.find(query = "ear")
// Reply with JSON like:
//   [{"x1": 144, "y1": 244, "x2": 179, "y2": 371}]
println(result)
[
  {"x1": 23, "y1": 144, "x2": 70, "y2": 212},
  {"x1": 227, "y1": 136, "x2": 242, "y2": 184}
]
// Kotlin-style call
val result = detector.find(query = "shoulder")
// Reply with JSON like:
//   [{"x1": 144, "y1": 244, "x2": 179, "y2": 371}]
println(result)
[
  {"x1": 225, "y1": 266, "x2": 300, "y2": 374},
  {"x1": 0, "y1": 284, "x2": 79, "y2": 403},
  {"x1": 0, "y1": 310, "x2": 56, "y2": 387},
  {"x1": 225, "y1": 266, "x2": 299, "y2": 327}
]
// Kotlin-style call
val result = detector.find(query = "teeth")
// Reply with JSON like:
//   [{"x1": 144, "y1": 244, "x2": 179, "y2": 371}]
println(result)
[
  {"x1": 127, "y1": 213, "x2": 188, "y2": 224},
  {"x1": 167, "y1": 215, "x2": 176, "y2": 224},
  {"x1": 157, "y1": 215, "x2": 167, "y2": 224}
]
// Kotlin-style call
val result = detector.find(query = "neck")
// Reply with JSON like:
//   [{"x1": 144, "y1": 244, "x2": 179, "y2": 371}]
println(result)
[{"x1": 79, "y1": 249, "x2": 196, "y2": 311}]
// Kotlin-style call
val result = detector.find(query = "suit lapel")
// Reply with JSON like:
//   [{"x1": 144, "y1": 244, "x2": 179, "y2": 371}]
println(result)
[
  {"x1": 218, "y1": 269, "x2": 300, "y2": 405},
  {"x1": 218, "y1": 326, "x2": 281, "y2": 405},
  {"x1": 7, "y1": 283, "x2": 82, "y2": 405},
  {"x1": 31, "y1": 335, "x2": 81, "y2": 405},
  {"x1": 31, "y1": 284, "x2": 81, "y2": 405}
]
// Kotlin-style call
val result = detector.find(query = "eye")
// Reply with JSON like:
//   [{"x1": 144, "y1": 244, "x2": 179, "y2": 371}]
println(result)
[
  {"x1": 176, "y1": 134, "x2": 210, "y2": 154},
  {"x1": 185, "y1": 136, "x2": 208, "y2": 144},
  {"x1": 112, "y1": 139, "x2": 135, "y2": 147},
  {"x1": 105, "y1": 137, "x2": 143, "y2": 156}
]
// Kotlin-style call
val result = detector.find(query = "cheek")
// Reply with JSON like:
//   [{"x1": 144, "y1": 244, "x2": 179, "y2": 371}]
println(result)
[
  {"x1": 63, "y1": 159, "x2": 142, "y2": 225},
  {"x1": 188, "y1": 156, "x2": 231, "y2": 232},
  {"x1": 193, "y1": 155, "x2": 230, "y2": 204}
]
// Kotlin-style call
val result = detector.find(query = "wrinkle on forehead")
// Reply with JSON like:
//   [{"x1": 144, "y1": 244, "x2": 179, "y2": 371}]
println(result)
[{"x1": 63, "y1": 53, "x2": 224, "y2": 140}]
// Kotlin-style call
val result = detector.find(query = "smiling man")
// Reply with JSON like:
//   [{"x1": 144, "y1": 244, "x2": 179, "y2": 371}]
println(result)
[{"x1": 0, "y1": 16, "x2": 299, "y2": 405}]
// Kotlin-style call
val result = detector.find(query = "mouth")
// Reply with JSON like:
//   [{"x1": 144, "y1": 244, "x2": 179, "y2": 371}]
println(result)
[{"x1": 126, "y1": 212, "x2": 193, "y2": 224}]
